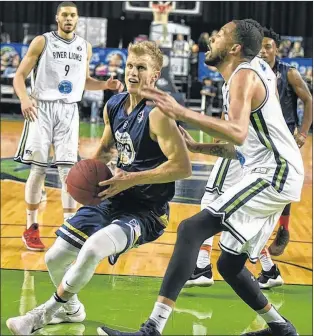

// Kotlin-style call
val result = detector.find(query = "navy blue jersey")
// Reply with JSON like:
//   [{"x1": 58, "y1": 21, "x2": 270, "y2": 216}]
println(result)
[
  {"x1": 107, "y1": 92, "x2": 175, "y2": 215},
  {"x1": 274, "y1": 58, "x2": 298, "y2": 127}
]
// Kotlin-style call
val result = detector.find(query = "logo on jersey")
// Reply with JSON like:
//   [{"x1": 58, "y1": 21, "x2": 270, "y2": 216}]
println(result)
[
  {"x1": 77, "y1": 46, "x2": 82, "y2": 51},
  {"x1": 235, "y1": 150, "x2": 246, "y2": 166},
  {"x1": 276, "y1": 71, "x2": 281, "y2": 79},
  {"x1": 115, "y1": 130, "x2": 136, "y2": 165},
  {"x1": 123, "y1": 121, "x2": 129, "y2": 129},
  {"x1": 137, "y1": 111, "x2": 144, "y2": 123},
  {"x1": 58, "y1": 80, "x2": 73, "y2": 94}
]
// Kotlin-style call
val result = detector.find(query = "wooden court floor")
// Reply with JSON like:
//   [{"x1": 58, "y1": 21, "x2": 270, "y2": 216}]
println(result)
[{"x1": 1, "y1": 120, "x2": 312, "y2": 285}]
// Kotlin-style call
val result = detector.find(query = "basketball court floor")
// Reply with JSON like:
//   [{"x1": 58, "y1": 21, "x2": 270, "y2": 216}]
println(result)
[{"x1": 1, "y1": 118, "x2": 312, "y2": 335}]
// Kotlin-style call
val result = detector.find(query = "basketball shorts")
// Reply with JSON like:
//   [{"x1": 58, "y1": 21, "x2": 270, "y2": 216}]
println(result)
[
  {"x1": 56, "y1": 199, "x2": 169, "y2": 253},
  {"x1": 205, "y1": 173, "x2": 293, "y2": 263},
  {"x1": 14, "y1": 100, "x2": 79, "y2": 167},
  {"x1": 201, "y1": 158, "x2": 243, "y2": 209}
]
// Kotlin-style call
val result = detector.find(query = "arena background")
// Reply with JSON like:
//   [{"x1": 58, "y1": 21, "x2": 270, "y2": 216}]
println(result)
[{"x1": 0, "y1": 1, "x2": 313, "y2": 335}]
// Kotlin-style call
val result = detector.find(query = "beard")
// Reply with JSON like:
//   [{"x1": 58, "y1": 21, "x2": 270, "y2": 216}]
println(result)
[
  {"x1": 205, "y1": 49, "x2": 228, "y2": 67},
  {"x1": 60, "y1": 22, "x2": 77, "y2": 34}
]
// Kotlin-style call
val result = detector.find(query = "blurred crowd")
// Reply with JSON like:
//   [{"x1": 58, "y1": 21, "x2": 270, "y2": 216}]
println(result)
[{"x1": 1, "y1": 29, "x2": 312, "y2": 123}]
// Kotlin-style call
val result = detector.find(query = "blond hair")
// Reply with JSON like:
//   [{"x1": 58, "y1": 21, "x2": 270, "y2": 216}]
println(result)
[{"x1": 128, "y1": 41, "x2": 163, "y2": 71}]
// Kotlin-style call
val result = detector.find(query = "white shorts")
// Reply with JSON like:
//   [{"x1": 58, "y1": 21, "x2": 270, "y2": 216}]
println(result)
[
  {"x1": 206, "y1": 173, "x2": 291, "y2": 263},
  {"x1": 201, "y1": 158, "x2": 243, "y2": 209},
  {"x1": 14, "y1": 100, "x2": 79, "y2": 167}
]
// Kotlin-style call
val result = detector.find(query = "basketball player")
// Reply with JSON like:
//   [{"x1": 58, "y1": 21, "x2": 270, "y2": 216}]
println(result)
[
  {"x1": 6, "y1": 40, "x2": 191, "y2": 335},
  {"x1": 257, "y1": 26, "x2": 312, "y2": 287},
  {"x1": 98, "y1": 19, "x2": 303, "y2": 335},
  {"x1": 186, "y1": 27, "x2": 312, "y2": 289},
  {"x1": 13, "y1": 1, "x2": 123, "y2": 251}
]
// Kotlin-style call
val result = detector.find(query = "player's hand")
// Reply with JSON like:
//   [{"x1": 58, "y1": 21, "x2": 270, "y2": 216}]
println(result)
[
  {"x1": 179, "y1": 126, "x2": 199, "y2": 153},
  {"x1": 21, "y1": 97, "x2": 38, "y2": 122},
  {"x1": 294, "y1": 132, "x2": 307, "y2": 148},
  {"x1": 105, "y1": 75, "x2": 124, "y2": 93},
  {"x1": 139, "y1": 86, "x2": 186, "y2": 121},
  {"x1": 98, "y1": 168, "x2": 134, "y2": 200}
]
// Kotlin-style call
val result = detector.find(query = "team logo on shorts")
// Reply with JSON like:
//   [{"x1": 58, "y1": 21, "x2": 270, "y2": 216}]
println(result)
[{"x1": 58, "y1": 80, "x2": 73, "y2": 94}]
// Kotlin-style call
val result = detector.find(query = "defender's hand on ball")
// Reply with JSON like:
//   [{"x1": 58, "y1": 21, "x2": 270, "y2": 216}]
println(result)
[
  {"x1": 98, "y1": 168, "x2": 134, "y2": 200},
  {"x1": 139, "y1": 86, "x2": 186, "y2": 121}
]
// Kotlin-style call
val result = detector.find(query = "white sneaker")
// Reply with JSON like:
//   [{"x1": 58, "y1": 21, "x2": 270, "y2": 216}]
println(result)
[
  {"x1": 49, "y1": 304, "x2": 86, "y2": 324},
  {"x1": 6, "y1": 305, "x2": 46, "y2": 335}
]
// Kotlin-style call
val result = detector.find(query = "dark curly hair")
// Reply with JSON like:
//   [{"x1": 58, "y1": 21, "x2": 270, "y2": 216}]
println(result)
[
  {"x1": 263, "y1": 27, "x2": 281, "y2": 47},
  {"x1": 232, "y1": 19, "x2": 264, "y2": 61}
]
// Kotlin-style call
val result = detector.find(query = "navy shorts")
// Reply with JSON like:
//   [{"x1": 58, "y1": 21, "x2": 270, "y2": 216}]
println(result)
[{"x1": 56, "y1": 199, "x2": 169, "y2": 251}]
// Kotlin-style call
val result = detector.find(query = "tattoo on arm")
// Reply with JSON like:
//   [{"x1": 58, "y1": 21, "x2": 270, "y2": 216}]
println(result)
[{"x1": 197, "y1": 143, "x2": 237, "y2": 159}]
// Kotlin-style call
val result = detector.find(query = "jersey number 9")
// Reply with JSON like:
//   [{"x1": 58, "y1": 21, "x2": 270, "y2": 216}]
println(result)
[{"x1": 65, "y1": 65, "x2": 70, "y2": 76}]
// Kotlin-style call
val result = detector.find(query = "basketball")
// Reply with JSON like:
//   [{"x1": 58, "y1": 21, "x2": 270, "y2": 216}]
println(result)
[{"x1": 66, "y1": 159, "x2": 113, "y2": 206}]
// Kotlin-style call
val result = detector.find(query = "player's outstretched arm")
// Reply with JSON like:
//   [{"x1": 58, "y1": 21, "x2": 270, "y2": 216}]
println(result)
[
  {"x1": 179, "y1": 126, "x2": 237, "y2": 159},
  {"x1": 92, "y1": 104, "x2": 115, "y2": 163},
  {"x1": 13, "y1": 35, "x2": 45, "y2": 121},
  {"x1": 140, "y1": 70, "x2": 255, "y2": 145},
  {"x1": 288, "y1": 68, "x2": 313, "y2": 147},
  {"x1": 84, "y1": 43, "x2": 124, "y2": 92}
]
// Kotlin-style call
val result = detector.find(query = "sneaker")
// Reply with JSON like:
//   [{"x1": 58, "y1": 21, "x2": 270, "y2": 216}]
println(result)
[
  {"x1": 48, "y1": 304, "x2": 86, "y2": 324},
  {"x1": 269, "y1": 227, "x2": 290, "y2": 256},
  {"x1": 184, "y1": 264, "x2": 214, "y2": 288},
  {"x1": 241, "y1": 318, "x2": 298, "y2": 335},
  {"x1": 22, "y1": 224, "x2": 45, "y2": 251},
  {"x1": 258, "y1": 265, "x2": 284, "y2": 289},
  {"x1": 6, "y1": 305, "x2": 46, "y2": 335},
  {"x1": 97, "y1": 319, "x2": 161, "y2": 336},
  {"x1": 108, "y1": 254, "x2": 120, "y2": 266}
]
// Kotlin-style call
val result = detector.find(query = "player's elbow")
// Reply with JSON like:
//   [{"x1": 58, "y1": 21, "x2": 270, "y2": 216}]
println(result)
[
  {"x1": 233, "y1": 130, "x2": 247, "y2": 146},
  {"x1": 177, "y1": 161, "x2": 192, "y2": 179}
]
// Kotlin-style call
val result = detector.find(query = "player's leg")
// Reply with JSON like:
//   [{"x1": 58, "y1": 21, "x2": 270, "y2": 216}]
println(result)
[
  {"x1": 257, "y1": 246, "x2": 284, "y2": 289},
  {"x1": 53, "y1": 102, "x2": 79, "y2": 221},
  {"x1": 5, "y1": 201, "x2": 136, "y2": 333},
  {"x1": 57, "y1": 165, "x2": 77, "y2": 221},
  {"x1": 14, "y1": 105, "x2": 53, "y2": 251},
  {"x1": 97, "y1": 209, "x2": 224, "y2": 336},
  {"x1": 97, "y1": 176, "x2": 298, "y2": 336},
  {"x1": 44, "y1": 237, "x2": 84, "y2": 324},
  {"x1": 268, "y1": 203, "x2": 291, "y2": 256}
]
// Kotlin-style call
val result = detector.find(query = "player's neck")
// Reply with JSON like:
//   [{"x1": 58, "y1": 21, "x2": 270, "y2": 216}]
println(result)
[
  {"x1": 217, "y1": 59, "x2": 245, "y2": 82},
  {"x1": 56, "y1": 29, "x2": 75, "y2": 41},
  {"x1": 269, "y1": 58, "x2": 276, "y2": 70},
  {"x1": 126, "y1": 94, "x2": 143, "y2": 114}
]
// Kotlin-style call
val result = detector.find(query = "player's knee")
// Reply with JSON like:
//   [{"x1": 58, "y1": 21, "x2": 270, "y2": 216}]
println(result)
[
  {"x1": 28, "y1": 165, "x2": 46, "y2": 183},
  {"x1": 45, "y1": 237, "x2": 78, "y2": 269},
  {"x1": 217, "y1": 251, "x2": 247, "y2": 279}
]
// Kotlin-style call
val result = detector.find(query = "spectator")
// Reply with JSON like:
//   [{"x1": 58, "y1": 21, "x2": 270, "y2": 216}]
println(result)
[
  {"x1": 190, "y1": 44, "x2": 199, "y2": 81},
  {"x1": 198, "y1": 32, "x2": 210, "y2": 52},
  {"x1": 289, "y1": 41, "x2": 304, "y2": 58},
  {"x1": 201, "y1": 78, "x2": 217, "y2": 116},
  {"x1": 278, "y1": 40, "x2": 291, "y2": 58},
  {"x1": 172, "y1": 34, "x2": 190, "y2": 56},
  {"x1": 3, "y1": 54, "x2": 20, "y2": 78}
]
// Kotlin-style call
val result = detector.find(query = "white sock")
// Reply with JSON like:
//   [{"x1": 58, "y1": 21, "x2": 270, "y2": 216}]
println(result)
[
  {"x1": 149, "y1": 302, "x2": 172, "y2": 333},
  {"x1": 197, "y1": 237, "x2": 213, "y2": 268},
  {"x1": 43, "y1": 293, "x2": 67, "y2": 321},
  {"x1": 26, "y1": 209, "x2": 38, "y2": 229},
  {"x1": 259, "y1": 306, "x2": 285, "y2": 324},
  {"x1": 63, "y1": 212, "x2": 75, "y2": 221},
  {"x1": 259, "y1": 247, "x2": 274, "y2": 272}
]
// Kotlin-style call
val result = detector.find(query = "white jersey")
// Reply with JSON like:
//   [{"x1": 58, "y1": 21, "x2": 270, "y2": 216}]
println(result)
[
  {"x1": 222, "y1": 57, "x2": 304, "y2": 200},
  {"x1": 31, "y1": 31, "x2": 88, "y2": 103}
]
